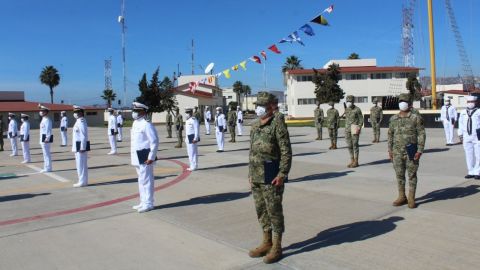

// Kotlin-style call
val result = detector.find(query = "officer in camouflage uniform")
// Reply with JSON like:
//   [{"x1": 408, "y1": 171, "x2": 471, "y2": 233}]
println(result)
[
  {"x1": 326, "y1": 101, "x2": 339, "y2": 149},
  {"x1": 370, "y1": 97, "x2": 384, "y2": 143},
  {"x1": 248, "y1": 92, "x2": 292, "y2": 264},
  {"x1": 194, "y1": 106, "x2": 202, "y2": 125},
  {"x1": 388, "y1": 93, "x2": 426, "y2": 209},
  {"x1": 174, "y1": 107, "x2": 184, "y2": 148},
  {"x1": 0, "y1": 114, "x2": 4, "y2": 151},
  {"x1": 228, "y1": 105, "x2": 237, "y2": 143},
  {"x1": 345, "y1": 95, "x2": 364, "y2": 168},
  {"x1": 166, "y1": 110, "x2": 173, "y2": 138},
  {"x1": 314, "y1": 103, "x2": 324, "y2": 140}
]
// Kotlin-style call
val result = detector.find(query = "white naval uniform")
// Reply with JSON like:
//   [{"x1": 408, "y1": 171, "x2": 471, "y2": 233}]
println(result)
[
  {"x1": 215, "y1": 113, "x2": 226, "y2": 151},
  {"x1": 204, "y1": 110, "x2": 212, "y2": 135},
  {"x1": 441, "y1": 104, "x2": 457, "y2": 144},
  {"x1": 60, "y1": 115, "x2": 68, "y2": 146},
  {"x1": 237, "y1": 110, "x2": 243, "y2": 135},
  {"x1": 72, "y1": 117, "x2": 89, "y2": 186},
  {"x1": 185, "y1": 116, "x2": 200, "y2": 170},
  {"x1": 130, "y1": 117, "x2": 159, "y2": 209},
  {"x1": 39, "y1": 116, "x2": 53, "y2": 172},
  {"x1": 107, "y1": 114, "x2": 118, "y2": 154},
  {"x1": 116, "y1": 114, "x2": 124, "y2": 142},
  {"x1": 458, "y1": 108, "x2": 480, "y2": 176},
  {"x1": 7, "y1": 118, "x2": 18, "y2": 156},
  {"x1": 20, "y1": 120, "x2": 31, "y2": 162}
]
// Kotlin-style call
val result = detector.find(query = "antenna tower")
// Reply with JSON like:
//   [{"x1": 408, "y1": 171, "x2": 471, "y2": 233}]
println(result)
[{"x1": 104, "y1": 58, "x2": 112, "y2": 90}]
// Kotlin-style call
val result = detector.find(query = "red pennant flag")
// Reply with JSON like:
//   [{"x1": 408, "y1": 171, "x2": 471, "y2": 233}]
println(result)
[
  {"x1": 261, "y1": 51, "x2": 267, "y2": 60},
  {"x1": 249, "y1": 56, "x2": 262, "y2": 64},
  {"x1": 268, "y1": 44, "x2": 281, "y2": 54}
]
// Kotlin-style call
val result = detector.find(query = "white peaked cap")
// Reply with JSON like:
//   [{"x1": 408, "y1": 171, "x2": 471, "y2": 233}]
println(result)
[
  {"x1": 8, "y1": 112, "x2": 15, "y2": 116},
  {"x1": 61, "y1": 111, "x2": 66, "y2": 114},
  {"x1": 466, "y1": 96, "x2": 477, "y2": 101},
  {"x1": 39, "y1": 105, "x2": 50, "y2": 111},
  {"x1": 216, "y1": 107, "x2": 222, "y2": 111},
  {"x1": 185, "y1": 107, "x2": 193, "y2": 111},
  {"x1": 73, "y1": 105, "x2": 84, "y2": 111},
  {"x1": 21, "y1": 113, "x2": 29, "y2": 118},
  {"x1": 132, "y1": 102, "x2": 149, "y2": 110}
]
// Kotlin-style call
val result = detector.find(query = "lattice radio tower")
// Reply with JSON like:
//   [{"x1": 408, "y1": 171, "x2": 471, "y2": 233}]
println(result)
[{"x1": 104, "y1": 58, "x2": 113, "y2": 91}]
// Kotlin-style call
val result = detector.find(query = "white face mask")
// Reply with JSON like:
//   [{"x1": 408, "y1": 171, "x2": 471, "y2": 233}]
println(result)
[
  {"x1": 21, "y1": 118, "x2": 25, "y2": 122},
  {"x1": 445, "y1": 101, "x2": 450, "y2": 105},
  {"x1": 8, "y1": 117, "x2": 11, "y2": 120},
  {"x1": 346, "y1": 102, "x2": 352, "y2": 108},
  {"x1": 467, "y1": 103, "x2": 476, "y2": 109},
  {"x1": 132, "y1": 112, "x2": 140, "y2": 120},
  {"x1": 73, "y1": 113, "x2": 79, "y2": 119},
  {"x1": 399, "y1": 102, "x2": 409, "y2": 111},
  {"x1": 216, "y1": 111, "x2": 220, "y2": 115},
  {"x1": 39, "y1": 111, "x2": 45, "y2": 117},
  {"x1": 186, "y1": 113, "x2": 192, "y2": 119},
  {"x1": 255, "y1": 106, "x2": 267, "y2": 118}
]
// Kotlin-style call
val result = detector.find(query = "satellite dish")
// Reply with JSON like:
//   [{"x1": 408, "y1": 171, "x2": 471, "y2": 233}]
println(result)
[{"x1": 204, "y1": 62, "x2": 214, "y2": 74}]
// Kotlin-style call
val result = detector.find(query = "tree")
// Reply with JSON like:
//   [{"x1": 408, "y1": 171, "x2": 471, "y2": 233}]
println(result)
[
  {"x1": 39, "y1": 65, "x2": 60, "y2": 104},
  {"x1": 232, "y1": 81, "x2": 244, "y2": 108},
  {"x1": 243, "y1": 85, "x2": 252, "y2": 111},
  {"x1": 406, "y1": 73, "x2": 422, "y2": 102},
  {"x1": 159, "y1": 76, "x2": 177, "y2": 114},
  {"x1": 135, "y1": 68, "x2": 177, "y2": 117},
  {"x1": 313, "y1": 63, "x2": 345, "y2": 104},
  {"x1": 282, "y1": 56, "x2": 304, "y2": 85},
  {"x1": 348, "y1": 53, "x2": 360, "y2": 60},
  {"x1": 101, "y1": 89, "x2": 117, "y2": 108}
]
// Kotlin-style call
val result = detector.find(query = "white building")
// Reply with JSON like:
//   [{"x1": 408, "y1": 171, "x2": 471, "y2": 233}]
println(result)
[
  {"x1": 285, "y1": 59, "x2": 421, "y2": 118},
  {"x1": 222, "y1": 88, "x2": 258, "y2": 111}
]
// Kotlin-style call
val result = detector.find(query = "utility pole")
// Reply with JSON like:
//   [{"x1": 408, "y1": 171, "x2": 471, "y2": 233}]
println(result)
[
  {"x1": 119, "y1": 0, "x2": 127, "y2": 107},
  {"x1": 191, "y1": 39, "x2": 195, "y2": 75},
  {"x1": 427, "y1": 0, "x2": 437, "y2": 109},
  {"x1": 104, "y1": 58, "x2": 112, "y2": 91}
]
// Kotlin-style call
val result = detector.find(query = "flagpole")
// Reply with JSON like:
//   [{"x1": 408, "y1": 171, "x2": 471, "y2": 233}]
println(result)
[{"x1": 263, "y1": 61, "x2": 267, "y2": 90}]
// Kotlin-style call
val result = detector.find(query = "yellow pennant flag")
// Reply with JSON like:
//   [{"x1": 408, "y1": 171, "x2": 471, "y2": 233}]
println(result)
[
  {"x1": 239, "y1": 61, "x2": 247, "y2": 71},
  {"x1": 223, "y1": 69, "x2": 231, "y2": 79},
  {"x1": 232, "y1": 65, "x2": 239, "y2": 71}
]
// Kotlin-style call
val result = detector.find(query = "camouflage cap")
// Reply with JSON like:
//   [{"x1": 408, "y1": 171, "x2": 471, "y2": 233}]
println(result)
[
  {"x1": 372, "y1": 97, "x2": 378, "y2": 103},
  {"x1": 398, "y1": 93, "x2": 411, "y2": 102},
  {"x1": 328, "y1": 101, "x2": 334, "y2": 106},
  {"x1": 346, "y1": 95, "x2": 354, "y2": 102},
  {"x1": 255, "y1": 92, "x2": 276, "y2": 106}
]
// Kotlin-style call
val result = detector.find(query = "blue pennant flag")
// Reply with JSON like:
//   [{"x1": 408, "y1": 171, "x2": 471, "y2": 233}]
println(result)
[
  {"x1": 299, "y1": 24, "x2": 315, "y2": 36},
  {"x1": 288, "y1": 31, "x2": 305, "y2": 46}
]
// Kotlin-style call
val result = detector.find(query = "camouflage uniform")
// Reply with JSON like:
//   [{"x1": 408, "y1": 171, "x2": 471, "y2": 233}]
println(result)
[
  {"x1": 344, "y1": 95, "x2": 364, "y2": 167},
  {"x1": 326, "y1": 102, "x2": 339, "y2": 149},
  {"x1": 370, "y1": 98, "x2": 383, "y2": 143},
  {"x1": 0, "y1": 115, "x2": 4, "y2": 151},
  {"x1": 194, "y1": 107, "x2": 202, "y2": 125},
  {"x1": 174, "y1": 108, "x2": 184, "y2": 148},
  {"x1": 314, "y1": 106, "x2": 324, "y2": 140},
  {"x1": 388, "y1": 93, "x2": 426, "y2": 209},
  {"x1": 166, "y1": 112, "x2": 173, "y2": 138},
  {"x1": 249, "y1": 92, "x2": 292, "y2": 263},
  {"x1": 228, "y1": 108, "x2": 237, "y2": 142}
]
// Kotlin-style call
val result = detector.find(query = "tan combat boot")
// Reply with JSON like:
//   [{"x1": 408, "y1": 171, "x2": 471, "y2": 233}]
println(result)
[
  {"x1": 351, "y1": 158, "x2": 359, "y2": 168},
  {"x1": 263, "y1": 232, "x2": 282, "y2": 264},
  {"x1": 328, "y1": 143, "x2": 333, "y2": 150},
  {"x1": 347, "y1": 158, "x2": 355, "y2": 168},
  {"x1": 408, "y1": 187, "x2": 417, "y2": 208},
  {"x1": 248, "y1": 231, "x2": 272, "y2": 258},
  {"x1": 333, "y1": 142, "x2": 337, "y2": 149},
  {"x1": 174, "y1": 144, "x2": 182, "y2": 148},
  {"x1": 393, "y1": 186, "x2": 407, "y2": 206}
]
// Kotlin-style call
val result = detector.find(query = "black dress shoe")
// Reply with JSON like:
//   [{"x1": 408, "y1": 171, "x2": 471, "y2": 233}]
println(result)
[{"x1": 465, "y1": 175, "x2": 475, "y2": 179}]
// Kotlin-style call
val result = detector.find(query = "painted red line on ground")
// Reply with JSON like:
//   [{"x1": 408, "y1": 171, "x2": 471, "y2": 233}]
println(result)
[{"x1": 0, "y1": 159, "x2": 191, "y2": 227}]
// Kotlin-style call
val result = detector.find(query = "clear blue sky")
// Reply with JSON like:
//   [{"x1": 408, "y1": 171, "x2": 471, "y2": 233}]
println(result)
[{"x1": 0, "y1": 0, "x2": 478, "y2": 105}]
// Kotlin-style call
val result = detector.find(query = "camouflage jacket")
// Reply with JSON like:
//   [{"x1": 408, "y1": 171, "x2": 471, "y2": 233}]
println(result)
[
  {"x1": 314, "y1": 108, "x2": 324, "y2": 123},
  {"x1": 166, "y1": 113, "x2": 173, "y2": 125},
  {"x1": 227, "y1": 111, "x2": 237, "y2": 127},
  {"x1": 345, "y1": 105, "x2": 364, "y2": 130},
  {"x1": 194, "y1": 111, "x2": 202, "y2": 123},
  {"x1": 326, "y1": 108, "x2": 339, "y2": 129},
  {"x1": 174, "y1": 114, "x2": 183, "y2": 129},
  {"x1": 370, "y1": 106, "x2": 383, "y2": 123},
  {"x1": 388, "y1": 111, "x2": 426, "y2": 154},
  {"x1": 249, "y1": 116, "x2": 292, "y2": 184}
]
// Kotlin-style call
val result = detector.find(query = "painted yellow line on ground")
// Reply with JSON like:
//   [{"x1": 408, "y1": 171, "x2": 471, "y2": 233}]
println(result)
[
  {"x1": 285, "y1": 119, "x2": 314, "y2": 124},
  {"x1": 25, "y1": 165, "x2": 71, "y2": 183}
]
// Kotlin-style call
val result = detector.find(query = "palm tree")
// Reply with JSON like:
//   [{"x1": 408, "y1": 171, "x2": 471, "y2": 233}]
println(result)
[
  {"x1": 243, "y1": 85, "x2": 252, "y2": 111},
  {"x1": 232, "y1": 81, "x2": 244, "y2": 108},
  {"x1": 39, "y1": 66, "x2": 61, "y2": 104},
  {"x1": 348, "y1": 53, "x2": 360, "y2": 59},
  {"x1": 282, "y1": 56, "x2": 303, "y2": 85},
  {"x1": 101, "y1": 89, "x2": 117, "y2": 108}
]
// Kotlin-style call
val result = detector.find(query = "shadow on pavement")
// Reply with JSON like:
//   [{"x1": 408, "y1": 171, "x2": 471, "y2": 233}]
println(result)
[
  {"x1": 362, "y1": 159, "x2": 391, "y2": 166},
  {"x1": 196, "y1": 162, "x2": 249, "y2": 171},
  {"x1": 293, "y1": 151, "x2": 323, "y2": 157},
  {"x1": 336, "y1": 144, "x2": 373, "y2": 150},
  {"x1": 30, "y1": 158, "x2": 76, "y2": 163},
  {"x1": 88, "y1": 175, "x2": 175, "y2": 187},
  {"x1": 416, "y1": 185, "x2": 480, "y2": 206},
  {"x1": 223, "y1": 148, "x2": 250, "y2": 153},
  {"x1": 291, "y1": 141, "x2": 313, "y2": 145},
  {"x1": 155, "y1": 191, "x2": 251, "y2": 210},
  {"x1": 423, "y1": 148, "x2": 449, "y2": 154},
  {"x1": 289, "y1": 170, "x2": 354, "y2": 183},
  {"x1": 283, "y1": 216, "x2": 404, "y2": 258},
  {"x1": 0, "y1": 192, "x2": 50, "y2": 203},
  {"x1": 290, "y1": 134, "x2": 308, "y2": 138},
  {"x1": 53, "y1": 163, "x2": 129, "y2": 173}
]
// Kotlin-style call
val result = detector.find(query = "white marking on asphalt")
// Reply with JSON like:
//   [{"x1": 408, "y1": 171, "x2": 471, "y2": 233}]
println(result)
[{"x1": 25, "y1": 165, "x2": 70, "y2": 183}]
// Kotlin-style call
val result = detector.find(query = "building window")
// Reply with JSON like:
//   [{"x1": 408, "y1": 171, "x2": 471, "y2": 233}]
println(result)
[
  {"x1": 297, "y1": 76, "x2": 313, "y2": 82},
  {"x1": 227, "y1": 96, "x2": 232, "y2": 99},
  {"x1": 86, "y1": 112, "x2": 97, "y2": 116},
  {"x1": 354, "y1": 96, "x2": 368, "y2": 103},
  {"x1": 394, "y1": 72, "x2": 417, "y2": 79},
  {"x1": 371, "y1": 73, "x2": 393, "y2": 79},
  {"x1": 346, "y1": 73, "x2": 367, "y2": 80},
  {"x1": 297, "y1": 98, "x2": 317, "y2": 105}
]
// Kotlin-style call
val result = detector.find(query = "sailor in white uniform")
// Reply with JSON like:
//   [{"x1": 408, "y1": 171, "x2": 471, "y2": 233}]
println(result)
[
  {"x1": 39, "y1": 105, "x2": 53, "y2": 172},
  {"x1": 72, "y1": 105, "x2": 90, "y2": 187},
  {"x1": 214, "y1": 107, "x2": 226, "y2": 152},
  {"x1": 458, "y1": 96, "x2": 480, "y2": 179},
  {"x1": 130, "y1": 102, "x2": 159, "y2": 213},
  {"x1": 116, "y1": 110, "x2": 124, "y2": 142},
  {"x1": 441, "y1": 97, "x2": 457, "y2": 146},
  {"x1": 237, "y1": 106, "x2": 244, "y2": 136},
  {"x1": 7, "y1": 113, "x2": 18, "y2": 157},
  {"x1": 107, "y1": 108, "x2": 118, "y2": 154},
  {"x1": 19, "y1": 114, "x2": 31, "y2": 163},
  {"x1": 204, "y1": 106, "x2": 212, "y2": 135},
  {"x1": 185, "y1": 107, "x2": 200, "y2": 171},
  {"x1": 60, "y1": 111, "x2": 68, "y2": 146}
]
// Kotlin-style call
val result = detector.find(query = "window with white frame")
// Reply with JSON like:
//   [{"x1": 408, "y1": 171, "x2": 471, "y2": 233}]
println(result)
[
  {"x1": 354, "y1": 96, "x2": 368, "y2": 103},
  {"x1": 371, "y1": 73, "x2": 393, "y2": 79},
  {"x1": 297, "y1": 98, "x2": 317, "y2": 105},
  {"x1": 345, "y1": 73, "x2": 367, "y2": 80}
]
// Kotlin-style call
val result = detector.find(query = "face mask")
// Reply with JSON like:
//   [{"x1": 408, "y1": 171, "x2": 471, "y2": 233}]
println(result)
[
  {"x1": 132, "y1": 112, "x2": 139, "y2": 120},
  {"x1": 8, "y1": 117, "x2": 11, "y2": 120},
  {"x1": 467, "y1": 103, "x2": 476, "y2": 109},
  {"x1": 186, "y1": 113, "x2": 192, "y2": 119},
  {"x1": 216, "y1": 111, "x2": 220, "y2": 115},
  {"x1": 399, "y1": 102, "x2": 409, "y2": 111},
  {"x1": 255, "y1": 106, "x2": 267, "y2": 118},
  {"x1": 21, "y1": 119, "x2": 25, "y2": 122},
  {"x1": 445, "y1": 101, "x2": 450, "y2": 105},
  {"x1": 39, "y1": 111, "x2": 45, "y2": 117},
  {"x1": 73, "y1": 113, "x2": 79, "y2": 119},
  {"x1": 346, "y1": 102, "x2": 352, "y2": 108}
]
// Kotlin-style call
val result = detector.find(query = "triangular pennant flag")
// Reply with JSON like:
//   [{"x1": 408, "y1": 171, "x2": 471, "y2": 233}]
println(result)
[
  {"x1": 232, "y1": 65, "x2": 239, "y2": 71},
  {"x1": 268, "y1": 44, "x2": 281, "y2": 54},
  {"x1": 299, "y1": 24, "x2": 315, "y2": 36},
  {"x1": 239, "y1": 61, "x2": 247, "y2": 70},
  {"x1": 311, "y1": 14, "x2": 329, "y2": 26},
  {"x1": 215, "y1": 72, "x2": 222, "y2": 78},
  {"x1": 324, "y1": 5, "x2": 334, "y2": 14},
  {"x1": 288, "y1": 31, "x2": 305, "y2": 46},
  {"x1": 249, "y1": 56, "x2": 262, "y2": 64},
  {"x1": 223, "y1": 69, "x2": 231, "y2": 79},
  {"x1": 279, "y1": 37, "x2": 292, "y2": 43},
  {"x1": 261, "y1": 51, "x2": 267, "y2": 60}
]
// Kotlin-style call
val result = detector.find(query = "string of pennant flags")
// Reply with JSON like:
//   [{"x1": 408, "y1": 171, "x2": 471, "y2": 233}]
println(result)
[{"x1": 188, "y1": 4, "x2": 334, "y2": 93}]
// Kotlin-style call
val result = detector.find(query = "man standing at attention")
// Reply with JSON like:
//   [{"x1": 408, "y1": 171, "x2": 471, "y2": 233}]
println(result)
[
  {"x1": 228, "y1": 105, "x2": 237, "y2": 143},
  {"x1": 174, "y1": 107, "x2": 184, "y2": 148},
  {"x1": 326, "y1": 101, "x2": 339, "y2": 150},
  {"x1": 345, "y1": 95, "x2": 364, "y2": 168},
  {"x1": 107, "y1": 108, "x2": 118, "y2": 155},
  {"x1": 166, "y1": 110, "x2": 173, "y2": 138},
  {"x1": 7, "y1": 113, "x2": 18, "y2": 156},
  {"x1": 117, "y1": 110, "x2": 124, "y2": 142},
  {"x1": 441, "y1": 96, "x2": 457, "y2": 146},
  {"x1": 237, "y1": 106, "x2": 244, "y2": 136},
  {"x1": 457, "y1": 96, "x2": 480, "y2": 179},
  {"x1": 39, "y1": 105, "x2": 53, "y2": 172},
  {"x1": 314, "y1": 103, "x2": 324, "y2": 140},
  {"x1": 370, "y1": 97, "x2": 383, "y2": 143},
  {"x1": 215, "y1": 107, "x2": 226, "y2": 152},
  {"x1": 60, "y1": 111, "x2": 68, "y2": 147},
  {"x1": 72, "y1": 105, "x2": 90, "y2": 187},
  {"x1": 19, "y1": 114, "x2": 31, "y2": 163},
  {"x1": 204, "y1": 106, "x2": 212, "y2": 135}
]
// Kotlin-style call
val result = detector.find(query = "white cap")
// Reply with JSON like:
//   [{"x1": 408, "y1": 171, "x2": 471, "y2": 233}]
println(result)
[
  {"x1": 8, "y1": 112, "x2": 15, "y2": 116},
  {"x1": 444, "y1": 96, "x2": 451, "y2": 101},
  {"x1": 38, "y1": 105, "x2": 50, "y2": 111},
  {"x1": 61, "y1": 111, "x2": 66, "y2": 114},
  {"x1": 73, "y1": 105, "x2": 84, "y2": 111},
  {"x1": 132, "y1": 102, "x2": 149, "y2": 111},
  {"x1": 216, "y1": 107, "x2": 222, "y2": 111},
  {"x1": 237, "y1": 106, "x2": 240, "y2": 109},
  {"x1": 466, "y1": 96, "x2": 477, "y2": 101},
  {"x1": 185, "y1": 107, "x2": 193, "y2": 112},
  {"x1": 21, "y1": 113, "x2": 29, "y2": 118},
  {"x1": 107, "y1": 108, "x2": 115, "y2": 112}
]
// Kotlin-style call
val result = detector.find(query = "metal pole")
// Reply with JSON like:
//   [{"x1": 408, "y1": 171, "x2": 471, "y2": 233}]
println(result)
[
  {"x1": 427, "y1": 0, "x2": 437, "y2": 109},
  {"x1": 121, "y1": 0, "x2": 127, "y2": 107}
]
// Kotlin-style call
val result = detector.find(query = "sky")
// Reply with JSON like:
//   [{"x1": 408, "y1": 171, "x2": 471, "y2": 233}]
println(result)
[{"x1": 0, "y1": 0, "x2": 479, "y2": 106}]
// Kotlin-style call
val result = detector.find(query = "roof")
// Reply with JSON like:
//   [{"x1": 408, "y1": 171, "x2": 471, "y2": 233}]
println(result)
[
  {"x1": 437, "y1": 89, "x2": 480, "y2": 95},
  {"x1": 287, "y1": 66, "x2": 422, "y2": 75},
  {"x1": 172, "y1": 83, "x2": 218, "y2": 99},
  {"x1": 0, "y1": 101, "x2": 102, "y2": 112}
]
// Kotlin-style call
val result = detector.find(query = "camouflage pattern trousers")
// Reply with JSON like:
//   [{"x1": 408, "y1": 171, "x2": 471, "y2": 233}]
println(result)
[
  {"x1": 328, "y1": 128, "x2": 338, "y2": 144},
  {"x1": 167, "y1": 124, "x2": 172, "y2": 137},
  {"x1": 252, "y1": 183, "x2": 285, "y2": 233},
  {"x1": 345, "y1": 131, "x2": 360, "y2": 159},
  {"x1": 229, "y1": 125, "x2": 236, "y2": 141},
  {"x1": 393, "y1": 153, "x2": 419, "y2": 189},
  {"x1": 315, "y1": 122, "x2": 323, "y2": 139},
  {"x1": 371, "y1": 121, "x2": 380, "y2": 140},
  {"x1": 175, "y1": 128, "x2": 183, "y2": 146}
]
